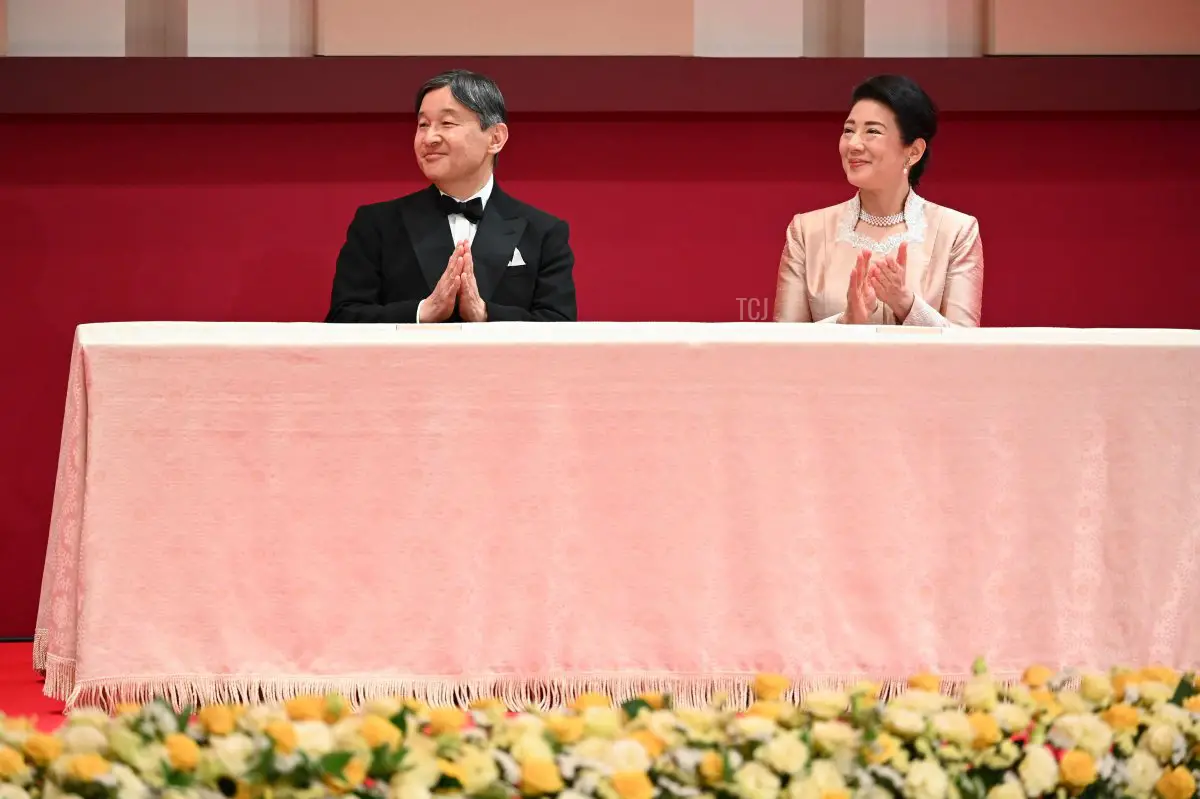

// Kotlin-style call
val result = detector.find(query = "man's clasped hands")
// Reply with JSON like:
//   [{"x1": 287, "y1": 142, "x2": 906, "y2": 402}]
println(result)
[{"x1": 418, "y1": 240, "x2": 487, "y2": 323}]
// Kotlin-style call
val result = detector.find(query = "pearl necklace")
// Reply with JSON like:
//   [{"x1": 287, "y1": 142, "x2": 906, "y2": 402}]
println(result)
[{"x1": 858, "y1": 209, "x2": 905, "y2": 227}]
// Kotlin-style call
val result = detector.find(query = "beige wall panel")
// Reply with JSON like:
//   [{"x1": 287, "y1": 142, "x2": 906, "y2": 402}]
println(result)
[
  {"x1": 0, "y1": 0, "x2": 7, "y2": 56},
  {"x1": 863, "y1": 0, "x2": 984, "y2": 56},
  {"x1": 315, "y1": 0, "x2": 692, "y2": 55},
  {"x1": 693, "y1": 0, "x2": 804, "y2": 56},
  {"x1": 6, "y1": 0, "x2": 126, "y2": 55},
  {"x1": 125, "y1": 0, "x2": 187, "y2": 56},
  {"x1": 803, "y1": 0, "x2": 864, "y2": 56},
  {"x1": 989, "y1": 0, "x2": 1200, "y2": 54},
  {"x1": 188, "y1": 0, "x2": 313, "y2": 56}
]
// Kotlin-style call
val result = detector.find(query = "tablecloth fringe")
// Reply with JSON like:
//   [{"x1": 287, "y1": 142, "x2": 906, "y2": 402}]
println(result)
[
  {"x1": 58, "y1": 670, "x2": 1040, "y2": 714},
  {"x1": 33, "y1": 628, "x2": 48, "y2": 673}
]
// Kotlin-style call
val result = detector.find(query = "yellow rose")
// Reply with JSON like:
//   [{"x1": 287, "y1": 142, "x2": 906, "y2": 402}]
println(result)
[
  {"x1": 1182, "y1": 696, "x2": 1200, "y2": 713},
  {"x1": 753, "y1": 674, "x2": 790, "y2": 702},
  {"x1": 699, "y1": 751, "x2": 725, "y2": 785},
  {"x1": 1079, "y1": 673, "x2": 1114, "y2": 706},
  {"x1": 571, "y1": 693, "x2": 612, "y2": 711},
  {"x1": 1138, "y1": 667, "x2": 1179, "y2": 688},
  {"x1": 0, "y1": 746, "x2": 25, "y2": 779},
  {"x1": 1022, "y1": 665, "x2": 1053, "y2": 689},
  {"x1": 1154, "y1": 767, "x2": 1196, "y2": 799},
  {"x1": 519, "y1": 759, "x2": 563, "y2": 796},
  {"x1": 324, "y1": 756, "x2": 367, "y2": 794},
  {"x1": 637, "y1": 693, "x2": 666, "y2": 710},
  {"x1": 1059, "y1": 750, "x2": 1096, "y2": 790},
  {"x1": 114, "y1": 703, "x2": 141, "y2": 717},
  {"x1": 165, "y1": 733, "x2": 200, "y2": 772},
  {"x1": 612, "y1": 771, "x2": 654, "y2": 799},
  {"x1": 265, "y1": 720, "x2": 297, "y2": 753},
  {"x1": 1113, "y1": 670, "x2": 1139, "y2": 700},
  {"x1": 968, "y1": 713, "x2": 1001, "y2": 750},
  {"x1": 67, "y1": 753, "x2": 111, "y2": 782},
  {"x1": 864, "y1": 733, "x2": 901, "y2": 765},
  {"x1": 469, "y1": 698, "x2": 507, "y2": 714},
  {"x1": 544, "y1": 715, "x2": 584, "y2": 745},
  {"x1": 284, "y1": 696, "x2": 324, "y2": 722},
  {"x1": 361, "y1": 715, "x2": 402, "y2": 750},
  {"x1": 22, "y1": 734, "x2": 62, "y2": 766},
  {"x1": 823, "y1": 791, "x2": 851, "y2": 799},
  {"x1": 426, "y1": 708, "x2": 466, "y2": 736},
  {"x1": 583, "y1": 707, "x2": 623, "y2": 739},
  {"x1": 1030, "y1": 689, "x2": 1062, "y2": 720},
  {"x1": 198, "y1": 706, "x2": 236, "y2": 736},
  {"x1": 628, "y1": 730, "x2": 665, "y2": 759},
  {"x1": 1101, "y1": 703, "x2": 1140, "y2": 731},
  {"x1": 323, "y1": 695, "x2": 350, "y2": 723},
  {"x1": 908, "y1": 674, "x2": 941, "y2": 692},
  {"x1": 746, "y1": 701, "x2": 785, "y2": 721}
]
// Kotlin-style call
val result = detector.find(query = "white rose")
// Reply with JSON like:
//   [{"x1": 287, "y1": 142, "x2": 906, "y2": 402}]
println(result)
[
  {"x1": 1017, "y1": 745, "x2": 1058, "y2": 796},
  {"x1": 208, "y1": 733, "x2": 255, "y2": 777},
  {"x1": 66, "y1": 710, "x2": 110, "y2": 730},
  {"x1": 1079, "y1": 673, "x2": 1114, "y2": 706},
  {"x1": 733, "y1": 716, "x2": 777, "y2": 741},
  {"x1": 883, "y1": 707, "x2": 926, "y2": 739},
  {"x1": 904, "y1": 759, "x2": 948, "y2": 799},
  {"x1": 509, "y1": 733, "x2": 555, "y2": 765},
  {"x1": 1137, "y1": 682, "x2": 1172, "y2": 706},
  {"x1": 963, "y1": 677, "x2": 998, "y2": 712},
  {"x1": 891, "y1": 691, "x2": 952, "y2": 716},
  {"x1": 804, "y1": 691, "x2": 849, "y2": 721},
  {"x1": 985, "y1": 781, "x2": 1023, "y2": 799},
  {"x1": 734, "y1": 762, "x2": 782, "y2": 799},
  {"x1": 992, "y1": 703, "x2": 1031, "y2": 734},
  {"x1": 1150, "y1": 704, "x2": 1191, "y2": 731},
  {"x1": 756, "y1": 733, "x2": 809, "y2": 775},
  {"x1": 0, "y1": 787, "x2": 31, "y2": 799},
  {"x1": 809, "y1": 760, "x2": 846, "y2": 792},
  {"x1": 812, "y1": 721, "x2": 858, "y2": 754},
  {"x1": 643, "y1": 710, "x2": 684, "y2": 745},
  {"x1": 1139, "y1": 724, "x2": 1179, "y2": 762},
  {"x1": 62, "y1": 725, "x2": 108, "y2": 754},
  {"x1": 390, "y1": 780, "x2": 432, "y2": 799},
  {"x1": 109, "y1": 763, "x2": 149, "y2": 799},
  {"x1": 607, "y1": 740, "x2": 652, "y2": 773},
  {"x1": 1049, "y1": 714, "x2": 1112, "y2": 759},
  {"x1": 1124, "y1": 749, "x2": 1162, "y2": 798},
  {"x1": 930, "y1": 712, "x2": 973, "y2": 747},
  {"x1": 364, "y1": 697, "x2": 402, "y2": 718},
  {"x1": 456, "y1": 747, "x2": 500, "y2": 794},
  {"x1": 582, "y1": 708, "x2": 622, "y2": 739},
  {"x1": 293, "y1": 721, "x2": 333, "y2": 756},
  {"x1": 572, "y1": 738, "x2": 613, "y2": 766}
]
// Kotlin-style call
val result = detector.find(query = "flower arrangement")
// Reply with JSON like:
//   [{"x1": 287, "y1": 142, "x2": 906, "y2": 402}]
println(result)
[{"x1": 1, "y1": 662, "x2": 1197, "y2": 799}]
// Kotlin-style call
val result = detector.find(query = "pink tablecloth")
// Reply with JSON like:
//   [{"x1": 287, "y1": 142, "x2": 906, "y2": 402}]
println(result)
[{"x1": 33, "y1": 322, "x2": 1200, "y2": 710}]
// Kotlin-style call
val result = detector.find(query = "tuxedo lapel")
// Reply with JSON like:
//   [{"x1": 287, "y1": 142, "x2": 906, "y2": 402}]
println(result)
[
  {"x1": 401, "y1": 186, "x2": 455, "y2": 292},
  {"x1": 471, "y1": 187, "x2": 527, "y2": 301}
]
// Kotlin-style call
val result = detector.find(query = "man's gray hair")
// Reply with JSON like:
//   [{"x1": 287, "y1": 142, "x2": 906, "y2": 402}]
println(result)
[{"x1": 415, "y1": 69, "x2": 507, "y2": 130}]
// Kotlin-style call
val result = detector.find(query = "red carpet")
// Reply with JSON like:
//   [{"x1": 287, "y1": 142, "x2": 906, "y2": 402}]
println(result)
[{"x1": 0, "y1": 642, "x2": 64, "y2": 730}]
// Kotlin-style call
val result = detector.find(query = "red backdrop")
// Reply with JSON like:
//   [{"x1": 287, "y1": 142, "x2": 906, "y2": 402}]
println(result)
[{"x1": 1, "y1": 111, "x2": 1198, "y2": 636}]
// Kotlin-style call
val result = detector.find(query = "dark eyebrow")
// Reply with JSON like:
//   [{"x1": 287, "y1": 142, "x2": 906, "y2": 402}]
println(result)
[{"x1": 864, "y1": 120, "x2": 887, "y2": 128}]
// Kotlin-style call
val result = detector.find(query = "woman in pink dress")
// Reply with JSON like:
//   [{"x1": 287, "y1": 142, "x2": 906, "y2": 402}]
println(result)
[{"x1": 773, "y1": 75, "x2": 984, "y2": 327}]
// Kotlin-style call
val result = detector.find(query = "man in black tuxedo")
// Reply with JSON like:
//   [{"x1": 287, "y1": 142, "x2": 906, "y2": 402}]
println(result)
[{"x1": 325, "y1": 70, "x2": 577, "y2": 323}]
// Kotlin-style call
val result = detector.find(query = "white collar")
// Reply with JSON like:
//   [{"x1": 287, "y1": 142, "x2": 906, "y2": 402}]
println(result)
[
  {"x1": 836, "y1": 189, "x2": 927, "y2": 254},
  {"x1": 438, "y1": 174, "x2": 494, "y2": 209}
]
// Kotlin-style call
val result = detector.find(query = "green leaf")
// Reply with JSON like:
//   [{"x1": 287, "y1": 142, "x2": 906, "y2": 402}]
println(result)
[
  {"x1": 1169, "y1": 673, "x2": 1198, "y2": 706},
  {"x1": 175, "y1": 705, "x2": 194, "y2": 733},
  {"x1": 161, "y1": 762, "x2": 195, "y2": 789},
  {"x1": 434, "y1": 774, "x2": 463, "y2": 792},
  {"x1": 390, "y1": 708, "x2": 411, "y2": 736},
  {"x1": 320, "y1": 752, "x2": 354, "y2": 781},
  {"x1": 622, "y1": 699, "x2": 652, "y2": 720}
]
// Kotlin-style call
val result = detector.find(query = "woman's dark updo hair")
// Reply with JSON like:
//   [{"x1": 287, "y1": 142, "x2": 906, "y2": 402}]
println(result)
[{"x1": 850, "y1": 75, "x2": 938, "y2": 189}]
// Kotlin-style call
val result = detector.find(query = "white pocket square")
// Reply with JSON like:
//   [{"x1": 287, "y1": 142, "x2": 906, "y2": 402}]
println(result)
[{"x1": 507, "y1": 248, "x2": 526, "y2": 267}]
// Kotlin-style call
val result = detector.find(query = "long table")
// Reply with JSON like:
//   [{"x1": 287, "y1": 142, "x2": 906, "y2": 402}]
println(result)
[{"x1": 34, "y1": 322, "x2": 1200, "y2": 710}]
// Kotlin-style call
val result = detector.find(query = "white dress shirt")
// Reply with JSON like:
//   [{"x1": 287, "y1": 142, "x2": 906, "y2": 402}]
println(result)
[{"x1": 415, "y1": 176, "x2": 494, "y2": 323}]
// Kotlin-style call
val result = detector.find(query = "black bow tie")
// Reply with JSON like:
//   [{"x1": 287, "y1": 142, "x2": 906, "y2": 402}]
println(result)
[{"x1": 437, "y1": 193, "x2": 484, "y2": 224}]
